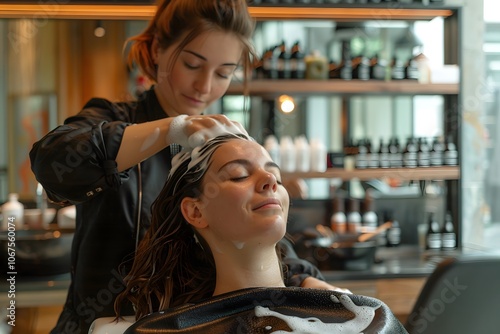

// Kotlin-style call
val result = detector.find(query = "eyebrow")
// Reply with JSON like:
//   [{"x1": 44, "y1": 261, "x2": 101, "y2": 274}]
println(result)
[
  {"x1": 182, "y1": 50, "x2": 239, "y2": 67},
  {"x1": 217, "y1": 159, "x2": 281, "y2": 173}
]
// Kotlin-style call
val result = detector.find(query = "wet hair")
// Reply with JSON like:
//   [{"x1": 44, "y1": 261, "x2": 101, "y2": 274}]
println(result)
[
  {"x1": 126, "y1": 0, "x2": 256, "y2": 83},
  {"x1": 114, "y1": 133, "x2": 286, "y2": 320}
]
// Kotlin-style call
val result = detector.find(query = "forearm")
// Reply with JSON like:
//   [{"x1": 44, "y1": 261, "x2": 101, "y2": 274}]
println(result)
[{"x1": 115, "y1": 117, "x2": 173, "y2": 172}]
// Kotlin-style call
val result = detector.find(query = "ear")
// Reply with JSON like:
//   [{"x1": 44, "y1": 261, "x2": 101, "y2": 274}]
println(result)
[
  {"x1": 151, "y1": 36, "x2": 160, "y2": 65},
  {"x1": 181, "y1": 197, "x2": 208, "y2": 229}
]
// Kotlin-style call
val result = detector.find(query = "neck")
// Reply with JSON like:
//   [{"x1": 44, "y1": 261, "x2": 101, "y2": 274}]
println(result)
[{"x1": 211, "y1": 245, "x2": 285, "y2": 297}]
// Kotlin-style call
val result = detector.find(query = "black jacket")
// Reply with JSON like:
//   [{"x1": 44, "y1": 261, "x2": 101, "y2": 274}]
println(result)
[{"x1": 30, "y1": 88, "x2": 324, "y2": 334}]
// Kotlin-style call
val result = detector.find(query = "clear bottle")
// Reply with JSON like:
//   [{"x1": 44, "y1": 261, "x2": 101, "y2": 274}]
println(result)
[
  {"x1": 426, "y1": 212, "x2": 442, "y2": 250},
  {"x1": 294, "y1": 135, "x2": 310, "y2": 172},
  {"x1": 1, "y1": 193, "x2": 24, "y2": 230},
  {"x1": 330, "y1": 197, "x2": 347, "y2": 234},
  {"x1": 441, "y1": 212, "x2": 457, "y2": 250},
  {"x1": 264, "y1": 135, "x2": 280, "y2": 166}
]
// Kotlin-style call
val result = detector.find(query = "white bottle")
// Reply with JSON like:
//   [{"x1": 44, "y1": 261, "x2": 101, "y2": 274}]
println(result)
[
  {"x1": 1, "y1": 193, "x2": 24, "y2": 230},
  {"x1": 280, "y1": 136, "x2": 296, "y2": 172},
  {"x1": 294, "y1": 135, "x2": 310, "y2": 172},
  {"x1": 310, "y1": 138, "x2": 327, "y2": 172},
  {"x1": 264, "y1": 135, "x2": 281, "y2": 166}
]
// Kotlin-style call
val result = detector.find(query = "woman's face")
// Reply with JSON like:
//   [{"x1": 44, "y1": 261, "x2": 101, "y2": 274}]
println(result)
[
  {"x1": 195, "y1": 139, "x2": 290, "y2": 250},
  {"x1": 153, "y1": 30, "x2": 243, "y2": 117}
]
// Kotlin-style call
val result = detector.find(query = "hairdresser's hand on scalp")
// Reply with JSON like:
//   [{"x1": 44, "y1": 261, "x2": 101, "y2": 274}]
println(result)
[
  {"x1": 301, "y1": 277, "x2": 352, "y2": 294},
  {"x1": 167, "y1": 114, "x2": 248, "y2": 149}
]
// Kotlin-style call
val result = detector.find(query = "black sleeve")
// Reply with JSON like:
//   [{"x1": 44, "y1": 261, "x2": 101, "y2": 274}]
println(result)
[
  {"x1": 280, "y1": 238, "x2": 325, "y2": 287},
  {"x1": 29, "y1": 98, "x2": 134, "y2": 205}
]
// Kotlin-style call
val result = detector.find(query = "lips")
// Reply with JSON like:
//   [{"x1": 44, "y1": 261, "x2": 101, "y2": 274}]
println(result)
[{"x1": 253, "y1": 198, "x2": 282, "y2": 210}]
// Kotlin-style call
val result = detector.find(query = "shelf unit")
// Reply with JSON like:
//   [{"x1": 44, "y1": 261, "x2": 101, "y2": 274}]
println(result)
[
  {"x1": 227, "y1": 80, "x2": 459, "y2": 97},
  {"x1": 226, "y1": 5, "x2": 462, "y2": 245},
  {"x1": 282, "y1": 166, "x2": 459, "y2": 182}
]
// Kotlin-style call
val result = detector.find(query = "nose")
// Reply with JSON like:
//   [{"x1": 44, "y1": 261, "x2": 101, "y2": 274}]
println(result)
[
  {"x1": 259, "y1": 172, "x2": 278, "y2": 193},
  {"x1": 194, "y1": 71, "x2": 212, "y2": 95}
]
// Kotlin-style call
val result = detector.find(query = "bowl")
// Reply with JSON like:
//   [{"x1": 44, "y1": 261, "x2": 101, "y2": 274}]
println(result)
[
  {"x1": 0, "y1": 226, "x2": 74, "y2": 276},
  {"x1": 23, "y1": 208, "x2": 57, "y2": 229}
]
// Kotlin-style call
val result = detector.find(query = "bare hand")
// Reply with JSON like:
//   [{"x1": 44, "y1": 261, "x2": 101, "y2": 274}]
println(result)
[{"x1": 300, "y1": 277, "x2": 352, "y2": 294}]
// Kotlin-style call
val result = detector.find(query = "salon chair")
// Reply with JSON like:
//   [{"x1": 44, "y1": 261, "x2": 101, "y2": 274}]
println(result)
[{"x1": 405, "y1": 254, "x2": 500, "y2": 334}]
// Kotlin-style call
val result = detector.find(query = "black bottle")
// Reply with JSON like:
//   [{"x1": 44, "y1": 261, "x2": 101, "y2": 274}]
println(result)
[
  {"x1": 378, "y1": 138, "x2": 390, "y2": 169},
  {"x1": 366, "y1": 138, "x2": 379, "y2": 168},
  {"x1": 352, "y1": 56, "x2": 370, "y2": 80},
  {"x1": 403, "y1": 137, "x2": 418, "y2": 168},
  {"x1": 389, "y1": 137, "x2": 402, "y2": 168},
  {"x1": 405, "y1": 57, "x2": 420, "y2": 80},
  {"x1": 441, "y1": 212, "x2": 457, "y2": 250},
  {"x1": 430, "y1": 136, "x2": 445, "y2": 166},
  {"x1": 386, "y1": 213, "x2": 401, "y2": 247},
  {"x1": 290, "y1": 41, "x2": 306, "y2": 79},
  {"x1": 391, "y1": 57, "x2": 406, "y2": 80},
  {"x1": 277, "y1": 40, "x2": 291, "y2": 79},
  {"x1": 417, "y1": 137, "x2": 431, "y2": 167},
  {"x1": 262, "y1": 47, "x2": 277, "y2": 79},
  {"x1": 355, "y1": 139, "x2": 368, "y2": 169},
  {"x1": 443, "y1": 134, "x2": 458, "y2": 166},
  {"x1": 370, "y1": 54, "x2": 388, "y2": 80},
  {"x1": 426, "y1": 212, "x2": 442, "y2": 250}
]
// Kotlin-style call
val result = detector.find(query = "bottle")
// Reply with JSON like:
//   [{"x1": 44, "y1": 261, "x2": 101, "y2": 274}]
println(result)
[
  {"x1": 330, "y1": 197, "x2": 347, "y2": 234},
  {"x1": 441, "y1": 212, "x2": 457, "y2": 250},
  {"x1": 305, "y1": 50, "x2": 329, "y2": 80},
  {"x1": 264, "y1": 135, "x2": 280, "y2": 166},
  {"x1": 294, "y1": 135, "x2": 310, "y2": 172},
  {"x1": 262, "y1": 47, "x2": 276, "y2": 79},
  {"x1": 346, "y1": 198, "x2": 362, "y2": 234},
  {"x1": 362, "y1": 193, "x2": 378, "y2": 229},
  {"x1": 426, "y1": 212, "x2": 442, "y2": 250},
  {"x1": 279, "y1": 136, "x2": 296, "y2": 172},
  {"x1": 309, "y1": 138, "x2": 327, "y2": 172},
  {"x1": 355, "y1": 139, "x2": 368, "y2": 169},
  {"x1": 417, "y1": 137, "x2": 431, "y2": 167},
  {"x1": 1, "y1": 193, "x2": 24, "y2": 230},
  {"x1": 369, "y1": 54, "x2": 388, "y2": 80},
  {"x1": 366, "y1": 138, "x2": 379, "y2": 168},
  {"x1": 443, "y1": 134, "x2": 458, "y2": 166},
  {"x1": 391, "y1": 57, "x2": 406, "y2": 80},
  {"x1": 378, "y1": 138, "x2": 391, "y2": 169},
  {"x1": 386, "y1": 213, "x2": 401, "y2": 247},
  {"x1": 405, "y1": 56, "x2": 420, "y2": 80},
  {"x1": 389, "y1": 137, "x2": 402, "y2": 168},
  {"x1": 277, "y1": 40, "x2": 291, "y2": 79},
  {"x1": 430, "y1": 136, "x2": 445, "y2": 166},
  {"x1": 352, "y1": 55, "x2": 370, "y2": 80},
  {"x1": 402, "y1": 137, "x2": 418, "y2": 168},
  {"x1": 290, "y1": 41, "x2": 306, "y2": 79}
]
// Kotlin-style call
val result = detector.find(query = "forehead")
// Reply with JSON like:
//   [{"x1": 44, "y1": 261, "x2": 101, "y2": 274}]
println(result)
[
  {"x1": 182, "y1": 30, "x2": 243, "y2": 63},
  {"x1": 210, "y1": 140, "x2": 271, "y2": 168}
]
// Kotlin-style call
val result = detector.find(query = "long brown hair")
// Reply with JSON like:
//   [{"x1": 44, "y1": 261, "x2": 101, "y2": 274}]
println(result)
[{"x1": 126, "y1": 0, "x2": 256, "y2": 83}]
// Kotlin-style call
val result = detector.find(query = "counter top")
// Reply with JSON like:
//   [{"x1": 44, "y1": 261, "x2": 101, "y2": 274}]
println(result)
[{"x1": 0, "y1": 245, "x2": 473, "y2": 308}]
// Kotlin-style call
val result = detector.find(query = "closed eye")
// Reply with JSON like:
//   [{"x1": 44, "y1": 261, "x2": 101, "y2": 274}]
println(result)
[{"x1": 230, "y1": 176, "x2": 248, "y2": 182}]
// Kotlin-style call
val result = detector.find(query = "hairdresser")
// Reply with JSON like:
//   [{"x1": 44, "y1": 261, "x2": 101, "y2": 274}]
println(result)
[{"x1": 30, "y1": 1, "x2": 332, "y2": 333}]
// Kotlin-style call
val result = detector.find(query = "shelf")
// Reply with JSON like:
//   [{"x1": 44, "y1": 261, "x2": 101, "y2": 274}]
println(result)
[
  {"x1": 282, "y1": 166, "x2": 459, "y2": 181},
  {"x1": 0, "y1": 4, "x2": 455, "y2": 21},
  {"x1": 227, "y1": 80, "x2": 459, "y2": 97},
  {"x1": 248, "y1": 7, "x2": 455, "y2": 21}
]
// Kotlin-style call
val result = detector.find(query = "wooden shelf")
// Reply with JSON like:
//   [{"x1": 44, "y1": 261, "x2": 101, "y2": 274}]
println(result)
[
  {"x1": 249, "y1": 7, "x2": 455, "y2": 21},
  {"x1": 282, "y1": 166, "x2": 459, "y2": 181},
  {"x1": 227, "y1": 79, "x2": 459, "y2": 97},
  {"x1": 0, "y1": 4, "x2": 456, "y2": 21}
]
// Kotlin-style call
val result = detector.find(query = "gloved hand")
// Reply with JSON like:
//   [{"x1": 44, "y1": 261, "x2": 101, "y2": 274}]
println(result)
[{"x1": 167, "y1": 114, "x2": 248, "y2": 150}]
